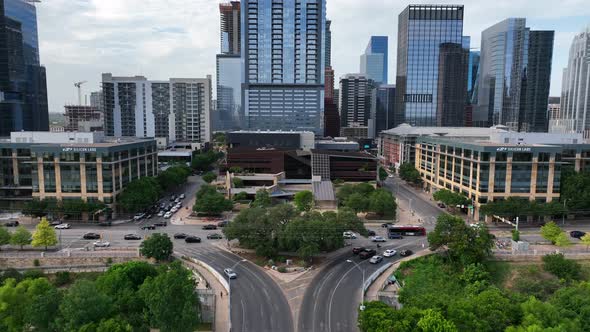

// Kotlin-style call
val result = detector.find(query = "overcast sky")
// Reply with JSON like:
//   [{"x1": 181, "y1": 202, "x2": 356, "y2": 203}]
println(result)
[{"x1": 37, "y1": 0, "x2": 590, "y2": 113}]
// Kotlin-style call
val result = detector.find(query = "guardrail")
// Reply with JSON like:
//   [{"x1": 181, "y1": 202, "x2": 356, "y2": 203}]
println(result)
[
  {"x1": 0, "y1": 249, "x2": 140, "y2": 258},
  {"x1": 363, "y1": 263, "x2": 393, "y2": 293},
  {"x1": 174, "y1": 253, "x2": 230, "y2": 292}
]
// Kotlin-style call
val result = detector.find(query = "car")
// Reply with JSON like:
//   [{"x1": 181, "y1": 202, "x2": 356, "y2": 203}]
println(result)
[
  {"x1": 359, "y1": 248, "x2": 377, "y2": 260},
  {"x1": 133, "y1": 213, "x2": 145, "y2": 221},
  {"x1": 207, "y1": 233, "x2": 223, "y2": 240},
  {"x1": 164, "y1": 212, "x2": 172, "y2": 219},
  {"x1": 146, "y1": 214, "x2": 153, "y2": 219},
  {"x1": 157, "y1": 211, "x2": 165, "y2": 217},
  {"x1": 185, "y1": 236, "x2": 201, "y2": 243},
  {"x1": 154, "y1": 221, "x2": 167, "y2": 227},
  {"x1": 170, "y1": 207, "x2": 178, "y2": 213},
  {"x1": 124, "y1": 234, "x2": 141, "y2": 240},
  {"x1": 371, "y1": 236, "x2": 387, "y2": 242},
  {"x1": 179, "y1": 194, "x2": 186, "y2": 199},
  {"x1": 93, "y1": 241, "x2": 110, "y2": 248},
  {"x1": 388, "y1": 233, "x2": 403, "y2": 239},
  {"x1": 224, "y1": 268, "x2": 237, "y2": 279},
  {"x1": 383, "y1": 249, "x2": 397, "y2": 257},
  {"x1": 170, "y1": 195, "x2": 176, "y2": 201},
  {"x1": 175, "y1": 203, "x2": 182, "y2": 208},
  {"x1": 343, "y1": 231, "x2": 357, "y2": 239},
  {"x1": 55, "y1": 223, "x2": 70, "y2": 229},
  {"x1": 174, "y1": 233, "x2": 188, "y2": 239},
  {"x1": 570, "y1": 231, "x2": 586, "y2": 239},
  {"x1": 175, "y1": 198, "x2": 181, "y2": 203},
  {"x1": 367, "y1": 230, "x2": 376, "y2": 236},
  {"x1": 4, "y1": 221, "x2": 19, "y2": 227},
  {"x1": 202, "y1": 224, "x2": 218, "y2": 230},
  {"x1": 141, "y1": 225, "x2": 156, "y2": 230},
  {"x1": 381, "y1": 223, "x2": 393, "y2": 228},
  {"x1": 83, "y1": 232, "x2": 100, "y2": 240},
  {"x1": 400, "y1": 249, "x2": 413, "y2": 257},
  {"x1": 217, "y1": 221, "x2": 229, "y2": 227},
  {"x1": 388, "y1": 174, "x2": 394, "y2": 178},
  {"x1": 49, "y1": 220, "x2": 62, "y2": 226},
  {"x1": 352, "y1": 247, "x2": 365, "y2": 255},
  {"x1": 437, "y1": 202, "x2": 446, "y2": 208},
  {"x1": 160, "y1": 203, "x2": 166, "y2": 209},
  {"x1": 369, "y1": 255, "x2": 383, "y2": 264}
]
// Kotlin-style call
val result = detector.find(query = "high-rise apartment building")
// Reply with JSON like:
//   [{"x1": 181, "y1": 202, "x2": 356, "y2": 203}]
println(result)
[
  {"x1": 0, "y1": 0, "x2": 48, "y2": 137},
  {"x1": 339, "y1": 74, "x2": 377, "y2": 138},
  {"x1": 360, "y1": 36, "x2": 388, "y2": 85},
  {"x1": 395, "y1": 5, "x2": 467, "y2": 128},
  {"x1": 376, "y1": 85, "x2": 396, "y2": 134},
  {"x1": 474, "y1": 18, "x2": 554, "y2": 132},
  {"x1": 325, "y1": 20, "x2": 332, "y2": 68},
  {"x1": 90, "y1": 91, "x2": 103, "y2": 112},
  {"x1": 241, "y1": 0, "x2": 326, "y2": 134},
  {"x1": 102, "y1": 74, "x2": 212, "y2": 143},
  {"x1": 552, "y1": 27, "x2": 590, "y2": 138},
  {"x1": 220, "y1": 1, "x2": 241, "y2": 55}
]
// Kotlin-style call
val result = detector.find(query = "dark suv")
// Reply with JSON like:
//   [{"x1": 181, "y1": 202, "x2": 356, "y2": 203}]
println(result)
[
  {"x1": 202, "y1": 224, "x2": 217, "y2": 230},
  {"x1": 570, "y1": 231, "x2": 586, "y2": 239},
  {"x1": 389, "y1": 233, "x2": 403, "y2": 239},
  {"x1": 359, "y1": 249, "x2": 377, "y2": 260},
  {"x1": 352, "y1": 247, "x2": 365, "y2": 255}
]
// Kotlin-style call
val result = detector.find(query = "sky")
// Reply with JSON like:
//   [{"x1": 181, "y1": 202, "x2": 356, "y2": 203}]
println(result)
[{"x1": 36, "y1": 0, "x2": 590, "y2": 114}]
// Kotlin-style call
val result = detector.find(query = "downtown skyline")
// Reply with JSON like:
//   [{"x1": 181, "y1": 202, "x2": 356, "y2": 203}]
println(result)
[{"x1": 37, "y1": 0, "x2": 588, "y2": 115}]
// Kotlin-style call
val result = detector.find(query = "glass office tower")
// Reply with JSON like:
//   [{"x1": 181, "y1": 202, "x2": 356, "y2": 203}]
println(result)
[
  {"x1": 360, "y1": 36, "x2": 388, "y2": 85},
  {"x1": 0, "y1": 0, "x2": 48, "y2": 137},
  {"x1": 395, "y1": 5, "x2": 466, "y2": 127},
  {"x1": 467, "y1": 51, "x2": 480, "y2": 104},
  {"x1": 241, "y1": 0, "x2": 326, "y2": 134}
]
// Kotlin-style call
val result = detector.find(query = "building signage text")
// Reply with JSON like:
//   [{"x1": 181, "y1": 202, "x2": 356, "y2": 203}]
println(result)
[
  {"x1": 61, "y1": 147, "x2": 97, "y2": 153},
  {"x1": 496, "y1": 147, "x2": 532, "y2": 152}
]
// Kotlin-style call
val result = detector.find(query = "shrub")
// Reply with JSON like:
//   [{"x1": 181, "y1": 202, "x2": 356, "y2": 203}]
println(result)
[
  {"x1": 23, "y1": 269, "x2": 44, "y2": 280},
  {"x1": 54, "y1": 271, "x2": 72, "y2": 286},
  {"x1": 106, "y1": 257, "x2": 113, "y2": 265},
  {"x1": 542, "y1": 253, "x2": 581, "y2": 280},
  {"x1": 512, "y1": 230, "x2": 520, "y2": 242},
  {"x1": 0, "y1": 268, "x2": 23, "y2": 284},
  {"x1": 33, "y1": 258, "x2": 40, "y2": 267},
  {"x1": 278, "y1": 266, "x2": 287, "y2": 273}
]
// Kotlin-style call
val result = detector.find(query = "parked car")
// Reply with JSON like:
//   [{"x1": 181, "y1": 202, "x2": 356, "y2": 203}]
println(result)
[
  {"x1": 179, "y1": 194, "x2": 186, "y2": 199},
  {"x1": 185, "y1": 236, "x2": 201, "y2": 243},
  {"x1": 343, "y1": 231, "x2": 357, "y2": 239},
  {"x1": 93, "y1": 241, "x2": 110, "y2": 248},
  {"x1": 83, "y1": 232, "x2": 100, "y2": 240},
  {"x1": 359, "y1": 248, "x2": 377, "y2": 260},
  {"x1": 388, "y1": 233, "x2": 403, "y2": 239},
  {"x1": 154, "y1": 221, "x2": 167, "y2": 227},
  {"x1": 55, "y1": 223, "x2": 70, "y2": 229},
  {"x1": 400, "y1": 249, "x2": 413, "y2": 257},
  {"x1": 174, "y1": 233, "x2": 188, "y2": 239},
  {"x1": 49, "y1": 220, "x2": 62, "y2": 226},
  {"x1": 570, "y1": 231, "x2": 586, "y2": 239},
  {"x1": 202, "y1": 224, "x2": 218, "y2": 230},
  {"x1": 164, "y1": 212, "x2": 172, "y2": 219},
  {"x1": 141, "y1": 225, "x2": 156, "y2": 230},
  {"x1": 146, "y1": 214, "x2": 153, "y2": 219},
  {"x1": 175, "y1": 198, "x2": 181, "y2": 203},
  {"x1": 157, "y1": 211, "x2": 165, "y2": 217},
  {"x1": 217, "y1": 221, "x2": 229, "y2": 227},
  {"x1": 160, "y1": 203, "x2": 166, "y2": 209},
  {"x1": 383, "y1": 249, "x2": 397, "y2": 257},
  {"x1": 124, "y1": 234, "x2": 141, "y2": 240},
  {"x1": 170, "y1": 207, "x2": 178, "y2": 213},
  {"x1": 207, "y1": 233, "x2": 223, "y2": 240},
  {"x1": 371, "y1": 236, "x2": 387, "y2": 242},
  {"x1": 369, "y1": 255, "x2": 383, "y2": 264},
  {"x1": 437, "y1": 203, "x2": 446, "y2": 208},
  {"x1": 367, "y1": 230, "x2": 376, "y2": 236},
  {"x1": 170, "y1": 195, "x2": 176, "y2": 201},
  {"x1": 352, "y1": 247, "x2": 365, "y2": 255},
  {"x1": 224, "y1": 268, "x2": 237, "y2": 279},
  {"x1": 381, "y1": 223, "x2": 393, "y2": 228},
  {"x1": 133, "y1": 213, "x2": 145, "y2": 221},
  {"x1": 4, "y1": 221, "x2": 19, "y2": 227}
]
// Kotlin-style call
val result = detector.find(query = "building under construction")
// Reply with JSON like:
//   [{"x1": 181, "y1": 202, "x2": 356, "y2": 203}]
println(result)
[{"x1": 64, "y1": 105, "x2": 103, "y2": 132}]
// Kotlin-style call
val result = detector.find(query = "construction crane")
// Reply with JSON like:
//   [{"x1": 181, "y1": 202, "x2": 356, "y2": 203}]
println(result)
[{"x1": 74, "y1": 81, "x2": 87, "y2": 105}]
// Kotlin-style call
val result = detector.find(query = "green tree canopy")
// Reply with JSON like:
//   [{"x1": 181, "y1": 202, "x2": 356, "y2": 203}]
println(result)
[
  {"x1": 540, "y1": 221, "x2": 563, "y2": 244},
  {"x1": 433, "y1": 189, "x2": 471, "y2": 208},
  {"x1": 117, "y1": 177, "x2": 162, "y2": 213},
  {"x1": 560, "y1": 170, "x2": 590, "y2": 211},
  {"x1": 191, "y1": 150, "x2": 222, "y2": 171},
  {"x1": 140, "y1": 233, "x2": 173, "y2": 262},
  {"x1": 10, "y1": 226, "x2": 32, "y2": 250},
  {"x1": 157, "y1": 165, "x2": 191, "y2": 191},
  {"x1": 57, "y1": 279, "x2": 113, "y2": 331},
  {"x1": 193, "y1": 185, "x2": 233, "y2": 215},
  {"x1": 22, "y1": 199, "x2": 48, "y2": 218},
  {"x1": 399, "y1": 162, "x2": 422, "y2": 184},
  {"x1": 31, "y1": 218, "x2": 58, "y2": 250},
  {"x1": 294, "y1": 190, "x2": 314, "y2": 212},
  {"x1": 480, "y1": 198, "x2": 566, "y2": 219},
  {"x1": 201, "y1": 172, "x2": 217, "y2": 183},
  {"x1": 368, "y1": 189, "x2": 397, "y2": 218},
  {"x1": 232, "y1": 177, "x2": 244, "y2": 188},
  {"x1": 251, "y1": 189, "x2": 272, "y2": 208},
  {"x1": 0, "y1": 227, "x2": 10, "y2": 249},
  {"x1": 378, "y1": 167, "x2": 388, "y2": 181},
  {"x1": 542, "y1": 253, "x2": 581, "y2": 281}
]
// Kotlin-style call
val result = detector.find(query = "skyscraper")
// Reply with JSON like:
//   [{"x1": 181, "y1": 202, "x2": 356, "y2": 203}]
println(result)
[
  {"x1": 474, "y1": 18, "x2": 554, "y2": 132},
  {"x1": 395, "y1": 5, "x2": 466, "y2": 127},
  {"x1": 360, "y1": 36, "x2": 388, "y2": 85},
  {"x1": 339, "y1": 74, "x2": 377, "y2": 138},
  {"x1": 375, "y1": 85, "x2": 396, "y2": 134},
  {"x1": 325, "y1": 20, "x2": 332, "y2": 68},
  {"x1": 467, "y1": 51, "x2": 480, "y2": 104},
  {"x1": 241, "y1": 0, "x2": 326, "y2": 134},
  {"x1": 0, "y1": 0, "x2": 48, "y2": 137},
  {"x1": 437, "y1": 43, "x2": 468, "y2": 127},
  {"x1": 553, "y1": 27, "x2": 590, "y2": 137},
  {"x1": 220, "y1": 1, "x2": 241, "y2": 55}
]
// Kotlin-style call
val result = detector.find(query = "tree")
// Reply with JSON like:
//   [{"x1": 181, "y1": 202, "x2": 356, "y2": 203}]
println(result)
[
  {"x1": 232, "y1": 177, "x2": 244, "y2": 188},
  {"x1": 560, "y1": 170, "x2": 590, "y2": 211},
  {"x1": 10, "y1": 226, "x2": 31, "y2": 250},
  {"x1": 191, "y1": 150, "x2": 221, "y2": 171},
  {"x1": 581, "y1": 234, "x2": 590, "y2": 251},
  {"x1": 252, "y1": 189, "x2": 272, "y2": 208},
  {"x1": 542, "y1": 253, "x2": 581, "y2": 280},
  {"x1": 378, "y1": 167, "x2": 388, "y2": 181},
  {"x1": 193, "y1": 186, "x2": 234, "y2": 215},
  {"x1": 344, "y1": 193, "x2": 370, "y2": 213},
  {"x1": 297, "y1": 243, "x2": 320, "y2": 263},
  {"x1": 540, "y1": 221, "x2": 563, "y2": 244},
  {"x1": 24, "y1": 280, "x2": 61, "y2": 332},
  {"x1": 554, "y1": 232, "x2": 572, "y2": 247},
  {"x1": 31, "y1": 218, "x2": 58, "y2": 250},
  {"x1": 368, "y1": 189, "x2": 397, "y2": 218},
  {"x1": 229, "y1": 166, "x2": 243, "y2": 174},
  {"x1": 22, "y1": 199, "x2": 48, "y2": 218},
  {"x1": 417, "y1": 309, "x2": 458, "y2": 332},
  {"x1": 157, "y1": 165, "x2": 191, "y2": 190},
  {"x1": 57, "y1": 280, "x2": 113, "y2": 331},
  {"x1": 294, "y1": 190, "x2": 314, "y2": 212},
  {"x1": 0, "y1": 227, "x2": 10, "y2": 250},
  {"x1": 139, "y1": 262, "x2": 200, "y2": 332},
  {"x1": 140, "y1": 233, "x2": 173, "y2": 262},
  {"x1": 433, "y1": 189, "x2": 470, "y2": 208},
  {"x1": 233, "y1": 192, "x2": 249, "y2": 201},
  {"x1": 117, "y1": 177, "x2": 162, "y2": 213},
  {"x1": 201, "y1": 172, "x2": 217, "y2": 183},
  {"x1": 96, "y1": 318, "x2": 132, "y2": 332},
  {"x1": 399, "y1": 162, "x2": 422, "y2": 184},
  {"x1": 62, "y1": 198, "x2": 87, "y2": 220}
]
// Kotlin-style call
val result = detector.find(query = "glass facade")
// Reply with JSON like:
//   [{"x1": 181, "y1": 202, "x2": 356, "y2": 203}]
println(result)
[
  {"x1": 376, "y1": 85, "x2": 396, "y2": 134},
  {"x1": 242, "y1": 0, "x2": 326, "y2": 134},
  {"x1": 395, "y1": 5, "x2": 465, "y2": 127},
  {"x1": 216, "y1": 55, "x2": 243, "y2": 130},
  {"x1": 360, "y1": 36, "x2": 388, "y2": 85}
]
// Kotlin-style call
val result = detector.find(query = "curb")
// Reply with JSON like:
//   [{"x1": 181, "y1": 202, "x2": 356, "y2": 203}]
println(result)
[{"x1": 175, "y1": 252, "x2": 229, "y2": 292}]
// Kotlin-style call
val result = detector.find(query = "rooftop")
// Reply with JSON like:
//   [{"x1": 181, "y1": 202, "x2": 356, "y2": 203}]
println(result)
[{"x1": 381, "y1": 123, "x2": 510, "y2": 137}]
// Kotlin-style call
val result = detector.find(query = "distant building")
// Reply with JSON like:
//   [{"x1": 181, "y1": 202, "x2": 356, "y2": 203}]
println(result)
[
  {"x1": 64, "y1": 105, "x2": 103, "y2": 132},
  {"x1": 339, "y1": 74, "x2": 377, "y2": 138},
  {"x1": 474, "y1": 18, "x2": 554, "y2": 132},
  {"x1": 360, "y1": 36, "x2": 388, "y2": 85},
  {"x1": 0, "y1": 0, "x2": 49, "y2": 137},
  {"x1": 102, "y1": 74, "x2": 212, "y2": 143},
  {"x1": 548, "y1": 97, "x2": 561, "y2": 122},
  {"x1": 323, "y1": 102, "x2": 340, "y2": 138},
  {"x1": 325, "y1": 20, "x2": 332, "y2": 68},
  {"x1": 437, "y1": 43, "x2": 469, "y2": 127},
  {"x1": 227, "y1": 130, "x2": 315, "y2": 150},
  {"x1": 467, "y1": 51, "x2": 480, "y2": 105},
  {"x1": 375, "y1": 85, "x2": 396, "y2": 134},
  {"x1": 219, "y1": 1, "x2": 240, "y2": 55},
  {"x1": 90, "y1": 91, "x2": 103, "y2": 112}
]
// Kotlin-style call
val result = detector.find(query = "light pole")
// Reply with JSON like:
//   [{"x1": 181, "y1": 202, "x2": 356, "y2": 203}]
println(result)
[
  {"x1": 228, "y1": 259, "x2": 246, "y2": 332},
  {"x1": 346, "y1": 259, "x2": 366, "y2": 311},
  {"x1": 562, "y1": 199, "x2": 567, "y2": 225}
]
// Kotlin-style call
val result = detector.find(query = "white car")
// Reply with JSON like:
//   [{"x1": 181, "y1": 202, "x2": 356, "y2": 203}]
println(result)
[
  {"x1": 371, "y1": 236, "x2": 387, "y2": 242},
  {"x1": 383, "y1": 249, "x2": 397, "y2": 257},
  {"x1": 164, "y1": 212, "x2": 173, "y2": 219},
  {"x1": 179, "y1": 194, "x2": 186, "y2": 199},
  {"x1": 133, "y1": 213, "x2": 145, "y2": 221},
  {"x1": 224, "y1": 268, "x2": 237, "y2": 279},
  {"x1": 93, "y1": 241, "x2": 110, "y2": 248},
  {"x1": 54, "y1": 223, "x2": 70, "y2": 229},
  {"x1": 170, "y1": 207, "x2": 178, "y2": 213},
  {"x1": 157, "y1": 211, "x2": 165, "y2": 217},
  {"x1": 343, "y1": 231, "x2": 357, "y2": 239},
  {"x1": 369, "y1": 255, "x2": 383, "y2": 264}
]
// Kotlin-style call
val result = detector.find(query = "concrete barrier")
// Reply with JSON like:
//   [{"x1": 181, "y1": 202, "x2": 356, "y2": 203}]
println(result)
[
  {"x1": 175, "y1": 253, "x2": 230, "y2": 292},
  {"x1": 363, "y1": 263, "x2": 393, "y2": 292}
]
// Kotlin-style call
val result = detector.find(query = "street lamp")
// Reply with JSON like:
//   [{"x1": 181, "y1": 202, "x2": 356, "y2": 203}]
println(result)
[
  {"x1": 228, "y1": 259, "x2": 247, "y2": 332},
  {"x1": 346, "y1": 259, "x2": 366, "y2": 311}
]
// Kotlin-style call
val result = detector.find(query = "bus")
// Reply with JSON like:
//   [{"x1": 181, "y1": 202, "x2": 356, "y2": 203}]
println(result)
[{"x1": 388, "y1": 225, "x2": 426, "y2": 237}]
